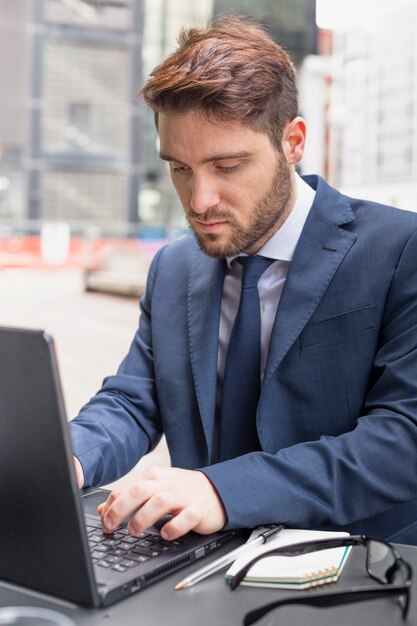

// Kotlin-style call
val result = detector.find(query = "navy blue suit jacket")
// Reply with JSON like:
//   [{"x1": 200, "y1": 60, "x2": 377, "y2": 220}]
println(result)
[{"x1": 70, "y1": 176, "x2": 417, "y2": 544}]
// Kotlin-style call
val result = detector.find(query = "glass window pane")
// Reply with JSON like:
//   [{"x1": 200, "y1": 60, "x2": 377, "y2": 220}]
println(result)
[
  {"x1": 44, "y1": 0, "x2": 132, "y2": 30},
  {"x1": 43, "y1": 41, "x2": 129, "y2": 156},
  {"x1": 0, "y1": 167, "x2": 25, "y2": 220},
  {"x1": 42, "y1": 170, "x2": 125, "y2": 224}
]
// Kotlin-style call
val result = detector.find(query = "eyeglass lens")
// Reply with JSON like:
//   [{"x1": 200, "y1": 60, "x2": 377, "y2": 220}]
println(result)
[
  {"x1": 367, "y1": 539, "x2": 408, "y2": 585},
  {"x1": 367, "y1": 540, "x2": 410, "y2": 618},
  {"x1": 367, "y1": 539, "x2": 395, "y2": 582}
]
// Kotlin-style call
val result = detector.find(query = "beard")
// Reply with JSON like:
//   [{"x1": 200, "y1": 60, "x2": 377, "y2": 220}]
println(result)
[{"x1": 185, "y1": 154, "x2": 293, "y2": 259}]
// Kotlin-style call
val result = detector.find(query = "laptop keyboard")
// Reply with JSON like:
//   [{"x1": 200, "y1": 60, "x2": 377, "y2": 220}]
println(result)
[{"x1": 86, "y1": 521, "x2": 183, "y2": 574}]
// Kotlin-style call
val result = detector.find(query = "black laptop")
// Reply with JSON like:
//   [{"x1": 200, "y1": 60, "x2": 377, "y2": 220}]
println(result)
[{"x1": 0, "y1": 326, "x2": 236, "y2": 607}]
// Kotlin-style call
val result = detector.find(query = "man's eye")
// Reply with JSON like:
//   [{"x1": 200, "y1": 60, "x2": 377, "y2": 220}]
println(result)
[
  {"x1": 218, "y1": 165, "x2": 239, "y2": 174},
  {"x1": 172, "y1": 165, "x2": 190, "y2": 174}
]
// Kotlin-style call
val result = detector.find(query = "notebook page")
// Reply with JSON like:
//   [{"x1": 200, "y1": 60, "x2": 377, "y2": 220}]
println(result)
[{"x1": 225, "y1": 528, "x2": 351, "y2": 589}]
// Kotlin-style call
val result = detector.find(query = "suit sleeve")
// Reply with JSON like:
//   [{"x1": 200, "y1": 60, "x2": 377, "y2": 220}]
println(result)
[
  {"x1": 69, "y1": 249, "x2": 165, "y2": 487},
  {"x1": 202, "y1": 228, "x2": 417, "y2": 530}
]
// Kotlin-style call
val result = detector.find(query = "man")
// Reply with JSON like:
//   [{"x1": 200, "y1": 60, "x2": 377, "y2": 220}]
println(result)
[{"x1": 70, "y1": 17, "x2": 417, "y2": 545}]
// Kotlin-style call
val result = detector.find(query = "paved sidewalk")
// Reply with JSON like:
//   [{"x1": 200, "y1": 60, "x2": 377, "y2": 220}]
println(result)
[{"x1": 0, "y1": 268, "x2": 170, "y2": 488}]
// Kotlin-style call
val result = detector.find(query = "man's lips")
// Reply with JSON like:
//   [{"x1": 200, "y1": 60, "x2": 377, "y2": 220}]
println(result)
[{"x1": 194, "y1": 219, "x2": 227, "y2": 232}]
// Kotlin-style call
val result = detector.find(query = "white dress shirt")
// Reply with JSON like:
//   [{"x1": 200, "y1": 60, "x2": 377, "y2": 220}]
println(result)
[{"x1": 217, "y1": 173, "x2": 316, "y2": 396}]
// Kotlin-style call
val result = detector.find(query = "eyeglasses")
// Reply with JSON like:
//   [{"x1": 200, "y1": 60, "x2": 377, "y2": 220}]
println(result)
[{"x1": 228, "y1": 535, "x2": 412, "y2": 625}]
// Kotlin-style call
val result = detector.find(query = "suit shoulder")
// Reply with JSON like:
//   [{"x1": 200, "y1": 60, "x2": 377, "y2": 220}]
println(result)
[
  {"x1": 344, "y1": 196, "x2": 417, "y2": 246},
  {"x1": 152, "y1": 234, "x2": 202, "y2": 270},
  {"x1": 349, "y1": 195, "x2": 417, "y2": 227},
  {"x1": 304, "y1": 175, "x2": 417, "y2": 233}
]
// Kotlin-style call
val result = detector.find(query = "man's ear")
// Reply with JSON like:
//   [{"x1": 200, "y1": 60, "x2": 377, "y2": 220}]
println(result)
[{"x1": 281, "y1": 117, "x2": 307, "y2": 165}]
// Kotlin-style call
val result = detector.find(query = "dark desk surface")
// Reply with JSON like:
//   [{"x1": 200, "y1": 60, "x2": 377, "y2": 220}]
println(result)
[{"x1": 0, "y1": 538, "x2": 416, "y2": 626}]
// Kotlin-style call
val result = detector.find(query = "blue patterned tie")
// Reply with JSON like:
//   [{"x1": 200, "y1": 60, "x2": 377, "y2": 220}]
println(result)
[{"x1": 218, "y1": 255, "x2": 275, "y2": 461}]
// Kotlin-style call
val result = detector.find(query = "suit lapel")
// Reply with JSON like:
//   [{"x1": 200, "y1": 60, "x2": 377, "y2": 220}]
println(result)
[
  {"x1": 264, "y1": 177, "x2": 357, "y2": 385},
  {"x1": 187, "y1": 245, "x2": 225, "y2": 460},
  {"x1": 186, "y1": 178, "x2": 358, "y2": 445}
]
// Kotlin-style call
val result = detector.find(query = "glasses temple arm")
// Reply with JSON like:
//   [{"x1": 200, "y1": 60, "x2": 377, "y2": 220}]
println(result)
[
  {"x1": 230, "y1": 536, "x2": 365, "y2": 590},
  {"x1": 243, "y1": 584, "x2": 410, "y2": 626}
]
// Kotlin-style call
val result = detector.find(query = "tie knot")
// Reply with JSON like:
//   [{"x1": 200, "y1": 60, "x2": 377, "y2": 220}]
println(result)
[{"x1": 238, "y1": 255, "x2": 275, "y2": 289}]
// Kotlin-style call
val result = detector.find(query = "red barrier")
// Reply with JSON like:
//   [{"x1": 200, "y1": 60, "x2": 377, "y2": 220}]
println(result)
[{"x1": 0, "y1": 237, "x2": 163, "y2": 269}]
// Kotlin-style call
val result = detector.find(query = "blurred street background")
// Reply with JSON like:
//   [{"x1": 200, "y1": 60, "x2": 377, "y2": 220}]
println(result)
[
  {"x1": 2, "y1": 0, "x2": 416, "y2": 246},
  {"x1": 1, "y1": 0, "x2": 416, "y2": 482},
  {"x1": 0, "y1": 267, "x2": 170, "y2": 487}
]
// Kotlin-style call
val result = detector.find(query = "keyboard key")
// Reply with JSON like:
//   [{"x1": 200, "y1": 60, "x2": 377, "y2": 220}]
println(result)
[
  {"x1": 112, "y1": 564, "x2": 127, "y2": 573},
  {"x1": 154, "y1": 538, "x2": 180, "y2": 549},
  {"x1": 102, "y1": 538, "x2": 120, "y2": 547},
  {"x1": 94, "y1": 544, "x2": 111, "y2": 553},
  {"x1": 132, "y1": 547, "x2": 161, "y2": 558},
  {"x1": 137, "y1": 539, "x2": 153, "y2": 548},
  {"x1": 118, "y1": 542, "x2": 136, "y2": 551},
  {"x1": 120, "y1": 559, "x2": 138, "y2": 569},
  {"x1": 90, "y1": 531, "x2": 106, "y2": 542},
  {"x1": 126, "y1": 553, "x2": 150, "y2": 563},
  {"x1": 97, "y1": 561, "x2": 112, "y2": 569},
  {"x1": 115, "y1": 528, "x2": 152, "y2": 537},
  {"x1": 88, "y1": 537, "x2": 101, "y2": 546},
  {"x1": 106, "y1": 555, "x2": 122, "y2": 564},
  {"x1": 107, "y1": 548, "x2": 126, "y2": 557},
  {"x1": 91, "y1": 550, "x2": 107, "y2": 560},
  {"x1": 120, "y1": 535, "x2": 139, "y2": 544},
  {"x1": 113, "y1": 532, "x2": 126, "y2": 540}
]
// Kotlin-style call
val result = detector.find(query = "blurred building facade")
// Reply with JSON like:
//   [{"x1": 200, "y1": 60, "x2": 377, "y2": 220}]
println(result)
[
  {"x1": 0, "y1": 0, "x2": 215, "y2": 236},
  {"x1": 0, "y1": 0, "x2": 319, "y2": 237},
  {"x1": 213, "y1": 0, "x2": 317, "y2": 66},
  {"x1": 0, "y1": 2, "x2": 28, "y2": 223},
  {"x1": 329, "y1": 0, "x2": 417, "y2": 212},
  {"x1": 0, "y1": 0, "x2": 144, "y2": 234},
  {"x1": 140, "y1": 0, "x2": 213, "y2": 230}
]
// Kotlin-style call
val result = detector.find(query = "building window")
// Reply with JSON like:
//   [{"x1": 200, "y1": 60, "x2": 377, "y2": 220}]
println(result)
[
  {"x1": 42, "y1": 170, "x2": 125, "y2": 226},
  {"x1": 43, "y1": 41, "x2": 129, "y2": 157}
]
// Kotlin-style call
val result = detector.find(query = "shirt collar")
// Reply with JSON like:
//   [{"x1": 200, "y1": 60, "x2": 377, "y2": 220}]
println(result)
[{"x1": 226, "y1": 173, "x2": 316, "y2": 268}]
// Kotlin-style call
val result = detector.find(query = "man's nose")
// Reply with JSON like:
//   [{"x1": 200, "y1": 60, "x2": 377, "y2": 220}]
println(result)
[{"x1": 190, "y1": 176, "x2": 220, "y2": 214}]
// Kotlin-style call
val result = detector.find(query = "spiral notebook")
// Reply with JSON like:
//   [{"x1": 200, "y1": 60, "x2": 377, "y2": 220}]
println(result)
[{"x1": 225, "y1": 528, "x2": 352, "y2": 590}]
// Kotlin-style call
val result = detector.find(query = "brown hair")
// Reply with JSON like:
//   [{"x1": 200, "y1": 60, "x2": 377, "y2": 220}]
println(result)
[{"x1": 139, "y1": 16, "x2": 298, "y2": 150}]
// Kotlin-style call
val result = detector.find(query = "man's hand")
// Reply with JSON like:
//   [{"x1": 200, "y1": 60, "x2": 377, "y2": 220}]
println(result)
[
  {"x1": 73, "y1": 456, "x2": 85, "y2": 488},
  {"x1": 97, "y1": 467, "x2": 227, "y2": 540}
]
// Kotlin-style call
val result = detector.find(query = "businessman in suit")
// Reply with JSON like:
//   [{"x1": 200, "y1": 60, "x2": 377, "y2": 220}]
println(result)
[{"x1": 70, "y1": 18, "x2": 417, "y2": 544}]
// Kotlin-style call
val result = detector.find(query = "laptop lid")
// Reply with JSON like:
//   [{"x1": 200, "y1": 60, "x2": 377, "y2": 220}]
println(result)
[
  {"x1": 0, "y1": 326, "x2": 236, "y2": 607},
  {"x1": 0, "y1": 326, "x2": 100, "y2": 606}
]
